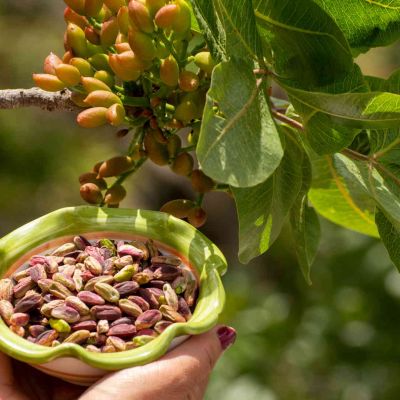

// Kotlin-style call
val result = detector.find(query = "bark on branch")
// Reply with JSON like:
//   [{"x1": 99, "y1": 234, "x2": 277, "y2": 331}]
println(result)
[{"x1": 0, "y1": 88, "x2": 80, "y2": 112}]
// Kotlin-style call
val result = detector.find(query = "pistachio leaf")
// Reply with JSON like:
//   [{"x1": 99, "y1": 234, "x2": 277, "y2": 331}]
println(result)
[
  {"x1": 232, "y1": 129, "x2": 303, "y2": 263},
  {"x1": 197, "y1": 58, "x2": 283, "y2": 187}
]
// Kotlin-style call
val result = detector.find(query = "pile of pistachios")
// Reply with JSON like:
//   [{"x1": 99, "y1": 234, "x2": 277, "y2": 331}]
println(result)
[{"x1": 0, "y1": 236, "x2": 197, "y2": 353}]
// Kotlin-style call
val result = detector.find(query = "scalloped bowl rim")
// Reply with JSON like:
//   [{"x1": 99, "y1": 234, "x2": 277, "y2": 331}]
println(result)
[{"x1": 0, "y1": 206, "x2": 227, "y2": 371}]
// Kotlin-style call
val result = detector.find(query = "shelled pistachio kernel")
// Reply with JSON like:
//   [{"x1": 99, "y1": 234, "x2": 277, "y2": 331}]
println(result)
[{"x1": 0, "y1": 235, "x2": 197, "y2": 352}]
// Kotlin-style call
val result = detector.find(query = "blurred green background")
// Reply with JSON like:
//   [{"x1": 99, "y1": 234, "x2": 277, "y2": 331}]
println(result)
[{"x1": 1, "y1": 3, "x2": 400, "y2": 399}]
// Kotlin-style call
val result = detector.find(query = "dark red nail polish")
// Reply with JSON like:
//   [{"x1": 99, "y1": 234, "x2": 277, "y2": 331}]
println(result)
[{"x1": 217, "y1": 326, "x2": 236, "y2": 350}]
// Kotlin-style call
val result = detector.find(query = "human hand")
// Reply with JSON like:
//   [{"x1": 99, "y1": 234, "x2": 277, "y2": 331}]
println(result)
[{"x1": 0, "y1": 325, "x2": 236, "y2": 400}]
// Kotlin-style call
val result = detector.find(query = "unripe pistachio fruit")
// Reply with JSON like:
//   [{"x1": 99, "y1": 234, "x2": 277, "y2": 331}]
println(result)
[
  {"x1": 109, "y1": 51, "x2": 143, "y2": 81},
  {"x1": 104, "y1": 0, "x2": 126, "y2": 13},
  {"x1": 55, "y1": 64, "x2": 81, "y2": 86},
  {"x1": 101, "y1": 16, "x2": 119, "y2": 48},
  {"x1": 106, "y1": 103, "x2": 126, "y2": 126},
  {"x1": 32, "y1": 74, "x2": 66, "y2": 92},
  {"x1": 143, "y1": 130, "x2": 169, "y2": 166},
  {"x1": 70, "y1": 58, "x2": 94, "y2": 77},
  {"x1": 160, "y1": 199, "x2": 196, "y2": 218},
  {"x1": 128, "y1": 0, "x2": 154, "y2": 33},
  {"x1": 81, "y1": 76, "x2": 112, "y2": 92},
  {"x1": 43, "y1": 53, "x2": 63, "y2": 75},
  {"x1": 167, "y1": 135, "x2": 182, "y2": 159},
  {"x1": 84, "y1": 90, "x2": 122, "y2": 107},
  {"x1": 64, "y1": 0, "x2": 86, "y2": 15},
  {"x1": 154, "y1": 4, "x2": 179, "y2": 30},
  {"x1": 88, "y1": 54, "x2": 112, "y2": 73},
  {"x1": 128, "y1": 29, "x2": 157, "y2": 61},
  {"x1": 85, "y1": 0, "x2": 104, "y2": 17},
  {"x1": 179, "y1": 70, "x2": 200, "y2": 92},
  {"x1": 79, "y1": 172, "x2": 107, "y2": 190},
  {"x1": 171, "y1": 153, "x2": 194, "y2": 176},
  {"x1": 187, "y1": 206, "x2": 207, "y2": 228},
  {"x1": 160, "y1": 56, "x2": 179, "y2": 87},
  {"x1": 117, "y1": 6, "x2": 130, "y2": 35},
  {"x1": 104, "y1": 184, "x2": 127, "y2": 205},
  {"x1": 80, "y1": 183, "x2": 103, "y2": 205},
  {"x1": 191, "y1": 169, "x2": 215, "y2": 193},
  {"x1": 64, "y1": 7, "x2": 89, "y2": 29},
  {"x1": 70, "y1": 92, "x2": 89, "y2": 107},
  {"x1": 94, "y1": 70, "x2": 115, "y2": 87},
  {"x1": 66, "y1": 23, "x2": 88, "y2": 58},
  {"x1": 98, "y1": 156, "x2": 134, "y2": 178},
  {"x1": 77, "y1": 107, "x2": 108, "y2": 128},
  {"x1": 85, "y1": 26, "x2": 101, "y2": 45},
  {"x1": 145, "y1": 0, "x2": 166, "y2": 16},
  {"x1": 194, "y1": 51, "x2": 216, "y2": 75}
]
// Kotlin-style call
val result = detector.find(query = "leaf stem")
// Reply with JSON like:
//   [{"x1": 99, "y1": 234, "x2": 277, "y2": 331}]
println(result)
[
  {"x1": 374, "y1": 137, "x2": 400, "y2": 159},
  {"x1": 272, "y1": 110, "x2": 304, "y2": 131}
]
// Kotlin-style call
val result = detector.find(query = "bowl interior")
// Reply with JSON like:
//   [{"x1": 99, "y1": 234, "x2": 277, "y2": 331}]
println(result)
[{"x1": 0, "y1": 207, "x2": 227, "y2": 370}]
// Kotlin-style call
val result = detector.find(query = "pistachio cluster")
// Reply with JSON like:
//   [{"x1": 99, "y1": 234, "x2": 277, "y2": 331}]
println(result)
[
  {"x1": 33, "y1": 0, "x2": 219, "y2": 226},
  {"x1": 0, "y1": 236, "x2": 197, "y2": 353}
]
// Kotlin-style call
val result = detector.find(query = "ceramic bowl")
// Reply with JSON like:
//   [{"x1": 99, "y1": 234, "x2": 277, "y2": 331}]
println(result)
[{"x1": 0, "y1": 206, "x2": 227, "y2": 385}]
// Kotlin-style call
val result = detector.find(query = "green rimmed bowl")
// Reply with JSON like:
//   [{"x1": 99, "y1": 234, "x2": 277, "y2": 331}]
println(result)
[{"x1": 0, "y1": 206, "x2": 227, "y2": 385}]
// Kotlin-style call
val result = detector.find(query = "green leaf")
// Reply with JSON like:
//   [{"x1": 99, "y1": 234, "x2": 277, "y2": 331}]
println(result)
[
  {"x1": 197, "y1": 58, "x2": 283, "y2": 187},
  {"x1": 284, "y1": 85, "x2": 400, "y2": 130},
  {"x1": 309, "y1": 155, "x2": 379, "y2": 237},
  {"x1": 253, "y1": 0, "x2": 353, "y2": 89},
  {"x1": 213, "y1": 0, "x2": 263, "y2": 60},
  {"x1": 232, "y1": 129, "x2": 303, "y2": 263},
  {"x1": 314, "y1": 0, "x2": 400, "y2": 52},
  {"x1": 376, "y1": 209, "x2": 400, "y2": 272},
  {"x1": 290, "y1": 152, "x2": 321, "y2": 284},
  {"x1": 287, "y1": 62, "x2": 368, "y2": 154},
  {"x1": 334, "y1": 154, "x2": 400, "y2": 223},
  {"x1": 189, "y1": 0, "x2": 226, "y2": 60}
]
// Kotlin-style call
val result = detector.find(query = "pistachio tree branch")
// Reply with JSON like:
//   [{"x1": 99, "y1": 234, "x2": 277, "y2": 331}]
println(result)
[{"x1": 0, "y1": 88, "x2": 80, "y2": 112}]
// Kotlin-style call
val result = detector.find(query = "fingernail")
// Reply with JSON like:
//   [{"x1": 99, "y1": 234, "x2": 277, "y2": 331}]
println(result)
[{"x1": 217, "y1": 326, "x2": 236, "y2": 350}]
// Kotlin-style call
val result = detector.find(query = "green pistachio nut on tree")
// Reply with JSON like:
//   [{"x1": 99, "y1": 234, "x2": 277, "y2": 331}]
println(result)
[
  {"x1": 117, "y1": 6, "x2": 130, "y2": 35},
  {"x1": 55, "y1": 63, "x2": 81, "y2": 86},
  {"x1": 79, "y1": 172, "x2": 108, "y2": 190},
  {"x1": 128, "y1": 0, "x2": 154, "y2": 34},
  {"x1": 80, "y1": 183, "x2": 103, "y2": 204},
  {"x1": 160, "y1": 199, "x2": 196, "y2": 219},
  {"x1": 104, "y1": 184, "x2": 127, "y2": 205},
  {"x1": 104, "y1": 0, "x2": 126, "y2": 14},
  {"x1": 187, "y1": 206, "x2": 207, "y2": 228},
  {"x1": 191, "y1": 169, "x2": 215, "y2": 193},
  {"x1": 84, "y1": 0, "x2": 104, "y2": 17},
  {"x1": 94, "y1": 70, "x2": 115, "y2": 87},
  {"x1": 81, "y1": 76, "x2": 112, "y2": 92},
  {"x1": 66, "y1": 23, "x2": 89, "y2": 58},
  {"x1": 70, "y1": 57, "x2": 94, "y2": 77},
  {"x1": 64, "y1": 7, "x2": 89, "y2": 30},
  {"x1": 77, "y1": 107, "x2": 109, "y2": 128},
  {"x1": 43, "y1": 53, "x2": 63, "y2": 75},
  {"x1": 101, "y1": 16, "x2": 119, "y2": 48},
  {"x1": 128, "y1": 29, "x2": 157, "y2": 61},
  {"x1": 97, "y1": 156, "x2": 134, "y2": 178},
  {"x1": 171, "y1": 152, "x2": 194, "y2": 176},
  {"x1": 144, "y1": 130, "x2": 169, "y2": 166},
  {"x1": 106, "y1": 103, "x2": 126, "y2": 126},
  {"x1": 154, "y1": 4, "x2": 179, "y2": 30},
  {"x1": 32, "y1": 74, "x2": 66, "y2": 92},
  {"x1": 145, "y1": 0, "x2": 166, "y2": 16},
  {"x1": 84, "y1": 90, "x2": 122, "y2": 107},
  {"x1": 80, "y1": 183, "x2": 104, "y2": 204},
  {"x1": 85, "y1": 26, "x2": 101, "y2": 45},
  {"x1": 179, "y1": 70, "x2": 200, "y2": 92},
  {"x1": 64, "y1": 0, "x2": 86, "y2": 15},
  {"x1": 160, "y1": 55, "x2": 179, "y2": 87},
  {"x1": 167, "y1": 135, "x2": 182, "y2": 159},
  {"x1": 194, "y1": 51, "x2": 215, "y2": 75},
  {"x1": 109, "y1": 51, "x2": 143, "y2": 81}
]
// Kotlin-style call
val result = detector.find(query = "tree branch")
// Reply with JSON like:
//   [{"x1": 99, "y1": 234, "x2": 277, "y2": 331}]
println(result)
[{"x1": 0, "y1": 88, "x2": 80, "y2": 112}]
